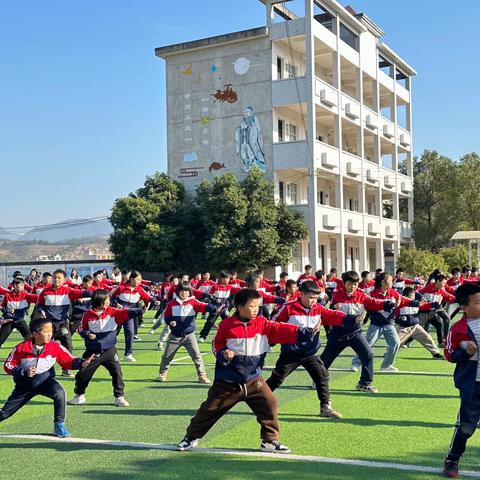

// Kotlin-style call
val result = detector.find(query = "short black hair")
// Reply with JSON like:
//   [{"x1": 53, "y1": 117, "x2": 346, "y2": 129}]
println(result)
[
  {"x1": 280, "y1": 271, "x2": 288, "y2": 279},
  {"x1": 12, "y1": 270, "x2": 22, "y2": 277},
  {"x1": 300, "y1": 280, "x2": 321, "y2": 295},
  {"x1": 42, "y1": 272, "x2": 52, "y2": 279},
  {"x1": 91, "y1": 289, "x2": 110, "y2": 309},
  {"x1": 361, "y1": 271, "x2": 370, "y2": 278},
  {"x1": 130, "y1": 270, "x2": 141, "y2": 280},
  {"x1": 29, "y1": 317, "x2": 53, "y2": 335},
  {"x1": 330, "y1": 268, "x2": 338, "y2": 275},
  {"x1": 234, "y1": 288, "x2": 261, "y2": 308},
  {"x1": 455, "y1": 283, "x2": 480, "y2": 306},
  {"x1": 285, "y1": 279, "x2": 297, "y2": 289},
  {"x1": 122, "y1": 269, "x2": 131, "y2": 276},
  {"x1": 245, "y1": 273, "x2": 260, "y2": 288},
  {"x1": 52, "y1": 269, "x2": 66, "y2": 277},
  {"x1": 375, "y1": 272, "x2": 392, "y2": 289},
  {"x1": 402, "y1": 286, "x2": 415, "y2": 297},
  {"x1": 219, "y1": 270, "x2": 231, "y2": 279},
  {"x1": 434, "y1": 274, "x2": 447, "y2": 283},
  {"x1": 12, "y1": 277, "x2": 25, "y2": 286},
  {"x1": 451, "y1": 267, "x2": 461, "y2": 275},
  {"x1": 93, "y1": 270, "x2": 104, "y2": 277},
  {"x1": 375, "y1": 268, "x2": 383, "y2": 275},
  {"x1": 176, "y1": 282, "x2": 193, "y2": 296},
  {"x1": 304, "y1": 264, "x2": 312, "y2": 270},
  {"x1": 315, "y1": 270, "x2": 325, "y2": 280},
  {"x1": 83, "y1": 274, "x2": 93, "y2": 283},
  {"x1": 342, "y1": 271, "x2": 359, "y2": 283},
  {"x1": 396, "y1": 268, "x2": 404, "y2": 275}
]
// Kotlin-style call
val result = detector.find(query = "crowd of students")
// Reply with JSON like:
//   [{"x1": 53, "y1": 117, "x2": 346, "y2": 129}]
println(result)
[{"x1": 1, "y1": 263, "x2": 480, "y2": 478}]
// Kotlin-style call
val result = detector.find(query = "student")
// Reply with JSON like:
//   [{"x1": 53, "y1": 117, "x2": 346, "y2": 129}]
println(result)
[
  {"x1": 176, "y1": 288, "x2": 320, "y2": 453},
  {"x1": 0, "y1": 277, "x2": 39, "y2": 348},
  {"x1": 275, "y1": 272, "x2": 289, "y2": 296},
  {"x1": 230, "y1": 271, "x2": 247, "y2": 288},
  {"x1": 69, "y1": 289, "x2": 142, "y2": 407},
  {"x1": 297, "y1": 265, "x2": 316, "y2": 284},
  {"x1": 69, "y1": 275, "x2": 94, "y2": 334},
  {"x1": 196, "y1": 272, "x2": 215, "y2": 294},
  {"x1": 351, "y1": 272, "x2": 421, "y2": 373},
  {"x1": 156, "y1": 283, "x2": 218, "y2": 384},
  {"x1": 245, "y1": 273, "x2": 284, "y2": 320},
  {"x1": 280, "y1": 279, "x2": 301, "y2": 302},
  {"x1": 198, "y1": 271, "x2": 237, "y2": 342},
  {"x1": 36, "y1": 269, "x2": 91, "y2": 376},
  {"x1": 392, "y1": 268, "x2": 422, "y2": 294},
  {"x1": 32, "y1": 272, "x2": 52, "y2": 295},
  {"x1": 266, "y1": 281, "x2": 359, "y2": 419},
  {"x1": 111, "y1": 270, "x2": 152, "y2": 362},
  {"x1": 443, "y1": 283, "x2": 480, "y2": 478},
  {"x1": 325, "y1": 268, "x2": 343, "y2": 297},
  {"x1": 395, "y1": 286, "x2": 444, "y2": 358},
  {"x1": 320, "y1": 271, "x2": 395, "y2": 393},
  {"x1": 1, "y1": 317, "x2": 93, "y2": 437},
  {"x1": 358, "y1": 271, "x2": 375, "y2": 295}
]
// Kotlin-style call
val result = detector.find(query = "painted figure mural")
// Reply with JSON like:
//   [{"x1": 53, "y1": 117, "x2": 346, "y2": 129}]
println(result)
[{"x1": 235, "y1": 107, "x2": 266, "y2": 173}]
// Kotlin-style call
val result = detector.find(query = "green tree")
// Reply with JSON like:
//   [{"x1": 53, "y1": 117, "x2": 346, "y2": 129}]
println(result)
[
  {"x1": 412, "y1": 150, "x2": 458, "y2": 250},
  {"x1": 109, "y1": 173, "x2": 189, "y2": 271},
  {"x1": 457, "y1": 153, "x2": 480, "y2": 230},
  {"x1": 397, "y1": 248, "x2": 448, "y2": 277},
  {"x1": 438, "y1": 245, "x2": 469, "y2": 271}
]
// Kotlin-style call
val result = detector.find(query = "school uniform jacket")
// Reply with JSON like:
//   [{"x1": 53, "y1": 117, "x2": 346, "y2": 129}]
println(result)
[
  {"x1": 1, "y1": 291, "x2": 39, "y2": 321},
  {"x1": 164, "y1": 295, "x2": 216, "y2": 337},
  {"x1": 212, "y1": 314, "x2": 313, "y2": 384},
  {"x1": 368, "y1": 288, "x2": 417, "y2": 327},
  {"x1": 445, "y1": 315, "x2": 480, "y2": 399},
  {"x1": 4, "y1": 338, "x2": 83, "y2": 389},
  {"x1": 111, "y1": 283, "x2": 151, "y2": 308},
  {"x1": 418, "y1": 283, "x2": 455, "y2": 304},
  {"x1": 395, "y1": 300, "x2": 439, "y2": 328},
  {"x1": 37, "y1": 285, "x2": 90, "y2": 323},
  {"x1": 78, "y1": 306, "x2": 142, "y2": 352},
  {"x1": 273, "y1": 299, "x2": 355, "y2": 360}
]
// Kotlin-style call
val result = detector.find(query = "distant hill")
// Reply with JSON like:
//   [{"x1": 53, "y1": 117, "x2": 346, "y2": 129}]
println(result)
[
  {"x1": 21, "y1": 218, "x2": 112, "y2": 242},
  {"x1": 0, "y1": 227, "x2": 20, "y2": 241}
]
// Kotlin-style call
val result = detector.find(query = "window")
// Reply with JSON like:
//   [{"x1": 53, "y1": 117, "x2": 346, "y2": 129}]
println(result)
[
  {"x1": 277, "y1": 57, "x2": 283, "y2": 80},
  {"x1": 340, "y1": 22, "x2": 359, "y2": 51},
  {"x1": 287, "y1": 183, "x2": 298, "y2": 204},
  {"x1": 278, "y1": 119, "x2": 284, "y2": 142},
  {"x1": 317, "y1": 190, "x2": 330, "y2": 206},
  {"x1": 285, "y1": 123, "x2": 297, "y2": 142},
  {"x1": 278, "y1": 181, "x2": 285, "y2": 203},
  {"x1": 319, "y1": 244, "x2": 326, "y2": 270},
  {"x1": 285, "y1": 62, "x2": 297, "y2": 78},
  {"x1": 369, "y1": 247, "x2": 376, "y2": 272},
  {"x1": 292, "y1": 242, "x2": 303, "y2": 272}
]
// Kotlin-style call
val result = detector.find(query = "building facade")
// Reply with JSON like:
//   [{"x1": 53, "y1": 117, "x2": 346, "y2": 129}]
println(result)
[{"x1": 156, "y1": 0, "x2": 415, "y2": 276}]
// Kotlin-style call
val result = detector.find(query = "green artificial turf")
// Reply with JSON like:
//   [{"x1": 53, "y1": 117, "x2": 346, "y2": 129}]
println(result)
[{"x1": 0, "y1": 311, "x2": 478, "y2": 479}]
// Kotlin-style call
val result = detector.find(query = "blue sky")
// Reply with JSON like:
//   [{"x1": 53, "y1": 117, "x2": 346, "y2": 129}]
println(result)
[{"x1": 1, "y1": 0, "x2": 478, "y2": 227}]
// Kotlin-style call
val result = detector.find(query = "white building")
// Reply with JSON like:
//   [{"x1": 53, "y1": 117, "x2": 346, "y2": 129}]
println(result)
[{"x1": 156, "y1": 0, "x2": 415, "y2": 276}]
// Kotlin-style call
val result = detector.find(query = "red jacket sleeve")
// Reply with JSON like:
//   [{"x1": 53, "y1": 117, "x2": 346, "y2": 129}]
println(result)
[
  {"x1": 26, "y1": 293, "x2": 40, "y2": 304},
  {"x1": 53, "y1": 343, "x2": 79, "y2": 370},
  {"x1": 318, "y1": 305, "x2": 346, "y2": 327},
  {"x1": 363, "y1": 293, "x2": 389, "y2": 311},
  {"x1": 261, "y1": 316, "x2": 299, "y2": 344},
  {"x1": 138, "y1": 287, "x2": 152, "y2": 303},
  {"x1": 272, "y1": 304, "x2": 290, "y2": 323},
  {"x1": 192, "y1": 299, "x2": 208, "y2": 314},
  {"x1": 440, "y1": 288, "x2": 455, "y2": 303},
  {"x1": 68, "y1": 288, "x2": 87, "y2": 301},
  {"x1": 212, "y1": 318, "x2": 229, "y2": 356},
  {"x1": 112, "y1": 307, "x2": 132, "y2": 325},
  {"x1": 4, "y1": 345, "x2": 21, "y2": 375}
]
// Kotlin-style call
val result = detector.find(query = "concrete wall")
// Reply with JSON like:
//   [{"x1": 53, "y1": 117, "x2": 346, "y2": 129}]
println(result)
[{"x1": 165, "y1": 36, "x2": 274, "y2": 190}]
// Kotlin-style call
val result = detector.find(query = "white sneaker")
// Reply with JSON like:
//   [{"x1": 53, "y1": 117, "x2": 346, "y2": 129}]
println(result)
[
  {"x1": 198, "y1": 337, "x2": 206, "y2": 343},
  {"x1": 351, "y1": 364, "x2": 359, "y2": 372},
  {"x1": 114, "y1": 396, "x2": 130, "y2": 407},
  {"x1": 68, "y1": 394, "x2": 86, "y2": 405},
  {"x1": 380, "y1": 365, "x2": 399, "y2": 372},
  {"x1": 124, "y1": 354, "x2": 136, "y2": 362},
  {"x1": 150, "y1": 329, "x2": 156, "y2": 335},
  {"x1": 177, "y1": 436, "x2": 199, "y2": 451},
  {"x1": 260, "y1": 440, "x2": 291, "y2": 454},
  {"x1": 157, "y1": 342, "x2": 164, "y2": 351},
  {"x1": 133, "y1": 335, "x2": 141, "y2": 341},
  {"x1": 198, "y1": 375, "x2": 211, "y2": 384},
  {"x1": 155, "y1": 373, "x2": 167, "y2": 382}
]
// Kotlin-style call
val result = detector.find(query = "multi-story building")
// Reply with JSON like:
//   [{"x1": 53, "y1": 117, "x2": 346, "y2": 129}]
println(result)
[{"x1": 155, "y1": 0, "x2": 415, "y2": 276}]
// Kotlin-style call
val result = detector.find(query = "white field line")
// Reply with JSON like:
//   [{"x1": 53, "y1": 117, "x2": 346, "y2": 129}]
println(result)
[
  {"x1": 1, "y1": 434, "x2": 479, "y2": 477},
  {"x1": 170, "y1": 352, "x2": 210, "y2": 364}
]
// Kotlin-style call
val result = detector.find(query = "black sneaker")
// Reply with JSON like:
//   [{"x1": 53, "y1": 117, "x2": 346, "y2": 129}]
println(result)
[
  {"x1": 433, "y1": 353, "x2": 445, "y2": 360},
  {"x1": 177, "y1": 436, "x2": 199, "y2": 451},
  {"x1": 444, "y1": 459, "x2": 459, "y2": 478},
  {"x1": 260, "y1": 440, "x2": 291, "y2": 454}
]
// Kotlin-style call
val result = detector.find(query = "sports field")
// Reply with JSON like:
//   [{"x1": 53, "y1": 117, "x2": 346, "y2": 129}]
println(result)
[{"x1": 0, "y1": 311, "x2": 478, "y2": 480}]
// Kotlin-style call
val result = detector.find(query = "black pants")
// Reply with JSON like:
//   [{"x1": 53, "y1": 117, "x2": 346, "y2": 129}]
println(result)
[
  {"x1": 447, "y1": 383, "x2": 480, "y2": 461},
  {"x1": 199, "y1": 307, "x2": 228, "y2": 339},
  {"x1": 52, "y1": 322, "x2": 73, "y2": 354},
  {"x1": 69, "y1": 313, "x2": 83, "y2": 335},
  {"x1": 74, "y1": 347, "x2": 125, "y2": 397},
  {"x1": 0, "y1": 378, "x2": 66, "y2": 423},
  {"x1": 266, "y1": 354, "x2": 330, "y2": 406},
  {"x1": 321, "y1": 330, "x2": 374, "y2": 386},
  {"x1": 419, "y1": 312, "x2": 444, "y2": 344},
  {"x1": 0, "y1": 320, "x2": 30, "y2": 348},
  {"x1": 436, "y1": 307, "x2": 451, "y2": 341}
]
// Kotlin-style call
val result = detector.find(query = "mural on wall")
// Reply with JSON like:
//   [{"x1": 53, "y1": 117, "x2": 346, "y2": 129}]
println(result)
[
  {"x1": 233, "y1": 57, "x2": 250, "y2": 76},
  {"x1": 178, "y1": 166, "x2": 204, "y2": 178},
  {"x1": 211, "y1": 84, "x2": 238, "y2": 104},
  {"x1": 200, "y1": 96, "x2": 211, "y2": 164},
  {"x1": 235, "y1": 107, "x2": 266, "y2": 173},
  {"x1": 209, "y1": 162, "x2": 226, "y2": 172}
]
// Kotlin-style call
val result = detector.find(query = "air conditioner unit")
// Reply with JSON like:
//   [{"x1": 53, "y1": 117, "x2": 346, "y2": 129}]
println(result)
[
  {"x1": 346, "y1": 162, "x2": 359, "y2": 177},
  {"x1": 365, "y1": 114, "x2": 378, "y2": 129},
  {"x1": 321, "y1": 152, "x2": 336, "y2": 169},
  {"x1": 320, "y1": 88, "x2": 337, "y2": 107},
  {"x1": 323, "y1": 214, "x2": 338, "y2": 229},
  {"x1": 368, "y1": 222, "x2": 379, "y2": 235},
  {"x1": 345, "y1": 102, "x2": 360, "y2": 119},
  {"x1": 401, "y1": 181, "x2": 412, "y2": 194},
  {"x1": 384, "y1": 175, "x2": 394, "y2": 188},
  {"x1": 366, "y1": 169, "x2": 377, "y2": 183},
  {"x1": 385, "y1": 225, "x2": 396, "y2": 238},
  {"x1": 347, "y1": 218, "x2": 360, "y2": 232},
  {"x1": 399, "y1": 133, "x2": 410, "y2": 147},
  {"x1": 383, "y1": 123, "x2": 394, "y2": 138}
]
